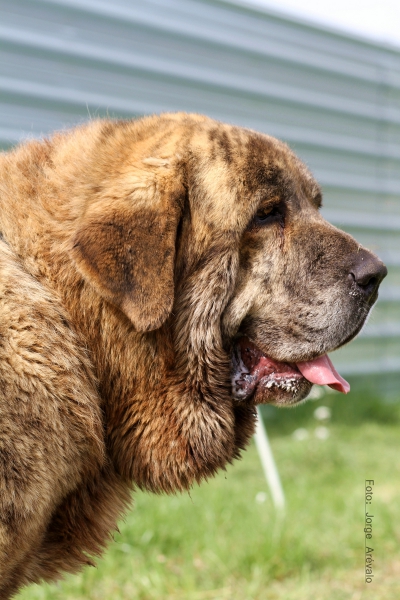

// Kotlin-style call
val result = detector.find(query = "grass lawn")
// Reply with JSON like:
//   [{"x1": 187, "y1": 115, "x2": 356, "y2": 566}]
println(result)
[{"x1": 17, "y1": 380, "x2": 400, "y2": 600}]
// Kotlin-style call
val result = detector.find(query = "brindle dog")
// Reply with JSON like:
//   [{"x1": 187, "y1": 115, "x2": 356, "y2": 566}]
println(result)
[{"x1": 0, "y1": 113, "x2": 386, "y2": 597}]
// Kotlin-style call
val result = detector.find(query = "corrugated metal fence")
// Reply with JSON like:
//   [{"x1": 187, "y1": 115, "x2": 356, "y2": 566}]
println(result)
[{"x1": 1, "y1": 0, "x2": 399, "y2": 378}]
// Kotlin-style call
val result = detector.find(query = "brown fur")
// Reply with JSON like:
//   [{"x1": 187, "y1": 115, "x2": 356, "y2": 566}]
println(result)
[{"x1": 0, "y1": 113, "x2": 385, "y2": 597}]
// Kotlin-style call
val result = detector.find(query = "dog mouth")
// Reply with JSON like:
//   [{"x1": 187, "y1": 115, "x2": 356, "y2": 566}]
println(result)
[{"x1": 231, "y1": 337, "x2": 350, "y2": 406}]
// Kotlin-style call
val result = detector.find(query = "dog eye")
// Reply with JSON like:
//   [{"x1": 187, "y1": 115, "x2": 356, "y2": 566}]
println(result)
[{"x1": 254, "y1": 204, "x2": 283, "y2": 226}]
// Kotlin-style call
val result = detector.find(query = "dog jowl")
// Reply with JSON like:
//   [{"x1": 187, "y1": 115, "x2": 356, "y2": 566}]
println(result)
[{"x1": 0, "y1": 113, "x2": 387, "y2": 596}]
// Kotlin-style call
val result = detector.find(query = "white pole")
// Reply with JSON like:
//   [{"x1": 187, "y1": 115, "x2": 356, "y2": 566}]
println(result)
[{"x1": 254, "y1": 406, "x2": 285, "y2": 512}]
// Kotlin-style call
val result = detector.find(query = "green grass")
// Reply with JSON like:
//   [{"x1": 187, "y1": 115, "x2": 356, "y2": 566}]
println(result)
[{"x1": 17, "y1": 381, "x2": 400, "y2": 600}]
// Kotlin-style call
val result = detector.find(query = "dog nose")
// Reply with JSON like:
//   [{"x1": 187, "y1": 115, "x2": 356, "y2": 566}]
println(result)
[{"x1": 349, "y1": 249, "x2": 387, "y2": 296}]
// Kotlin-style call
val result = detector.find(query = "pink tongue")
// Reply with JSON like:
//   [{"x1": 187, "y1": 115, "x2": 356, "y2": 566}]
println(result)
[{"x1": 296, "y1": 354, "x2": 350, "y2": 394}]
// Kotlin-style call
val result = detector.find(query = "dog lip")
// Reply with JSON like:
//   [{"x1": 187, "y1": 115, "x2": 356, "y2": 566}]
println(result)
[
  {"x1": 330, "y1": 314, "x2": 369, "y2": 353},
  {"x1": 231, "y1": 336, "x2": 305, "y2": 402},
  {"x1": 239, "y1": 336, "x2": 301, "y2": 373},
  {"x1": 231, "y1": 333, "x2": 306, "y2": 369},
  {"x1": 330, "y1": 292, "x2": 380, "y2": 352}
]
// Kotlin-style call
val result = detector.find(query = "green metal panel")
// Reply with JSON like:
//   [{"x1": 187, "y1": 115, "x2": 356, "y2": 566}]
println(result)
[{"x1": 0, "y1": 0, "x2": 399, "y2": 375}]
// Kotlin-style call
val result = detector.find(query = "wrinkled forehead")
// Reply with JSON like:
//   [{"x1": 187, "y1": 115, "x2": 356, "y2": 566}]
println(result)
[
  {"x1": 189, "y1": 124, "x2": 321, "y2": 229},
  {"x1": 237, "y1": 130, "x2": 321, "y2": 203}
]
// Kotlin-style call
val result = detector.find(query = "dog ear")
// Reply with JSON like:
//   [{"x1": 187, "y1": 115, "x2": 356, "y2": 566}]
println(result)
[{"x1": 71, "y1": 171, "x2": 184, "y2": 331}]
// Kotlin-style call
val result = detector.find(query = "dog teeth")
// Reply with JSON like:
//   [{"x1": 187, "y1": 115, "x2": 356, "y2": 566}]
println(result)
[{"x1": 263, "y1": 376, "x2": 300, "y2": 394}]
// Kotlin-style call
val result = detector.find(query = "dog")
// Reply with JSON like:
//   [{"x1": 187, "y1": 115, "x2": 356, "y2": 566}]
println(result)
[{"x1": 0, "y1": 113, "x2": 386, "y2": 597}]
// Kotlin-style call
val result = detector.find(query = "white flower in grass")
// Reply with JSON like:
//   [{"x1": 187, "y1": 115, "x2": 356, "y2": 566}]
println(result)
[
  {"x1": 292, "y1": 428, "x2": 309, "y2": 441},
  {"x1": 314, "y1": 426, "x2": 330, "y2": 440},
  {"x1": 314, "y1": 406, "x2": 331, "y2": 421},
  {"x1": 255, "y1": 491, "x2": 267, "y2": 504}
]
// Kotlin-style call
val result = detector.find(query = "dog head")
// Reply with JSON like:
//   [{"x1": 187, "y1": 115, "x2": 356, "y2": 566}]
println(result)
[{"x1": 71, "y1": 114, "x2": 386, "y2": 410}]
